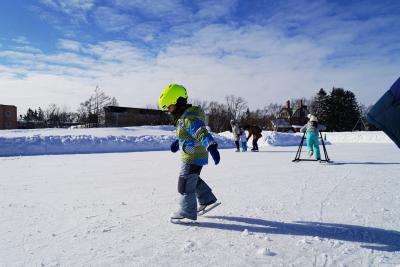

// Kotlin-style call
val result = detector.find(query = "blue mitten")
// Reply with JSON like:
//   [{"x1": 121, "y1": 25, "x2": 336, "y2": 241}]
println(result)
[
  {"x1": 208, "y1": 144, "x2": 220, "y2": 165},
  {"x1": 170, "y1": 140, "x2": 179, "y2": 153}
]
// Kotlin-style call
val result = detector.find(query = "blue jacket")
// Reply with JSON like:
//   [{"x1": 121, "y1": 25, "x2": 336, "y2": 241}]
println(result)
[{"x1": 367, "y1": 77, "x2": 400, "y2": 148}]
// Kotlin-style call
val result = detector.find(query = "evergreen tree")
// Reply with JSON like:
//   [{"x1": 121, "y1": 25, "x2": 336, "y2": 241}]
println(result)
[
  {"x1": 23, "y1": 108, "x2": 35, "y2": 122},
  {"x1": 310, "y1": 88, "x2": 330, "y2": 125},
  {"x1": 37, "y1": 107, "x2": 45, "y2": 122},
  {"x1": 326, "y1": 87, "x2": 361, "y2": 131}
]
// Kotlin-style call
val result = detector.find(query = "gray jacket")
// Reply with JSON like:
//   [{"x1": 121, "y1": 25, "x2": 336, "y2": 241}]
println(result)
[
  {"x1": 230, "y1": 122, "x2": 241, "y2": 141},
  {"x1": 300, "y1": 122, "x2": 326, "y2": 133}
]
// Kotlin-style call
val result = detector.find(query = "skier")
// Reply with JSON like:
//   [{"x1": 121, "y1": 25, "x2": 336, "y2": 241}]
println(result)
[
  {"x1": 240, "y1": 126, "x2": 247, "y2": 152},
  {"x1": 300, "y1": 115, "x2": 326, "y2": 160},
  {"x1": 158, "y1": 84, "x2": 221, "y2": 222},
  {"x1": 244, "y1": 125, "x2": 262, "y2": 152},
  {"x1": 367, "y1": 76, "x2": 400, "y2": 148},
  {"x1": 230, "y1": 120, "x2": 241, "y2": 152}
]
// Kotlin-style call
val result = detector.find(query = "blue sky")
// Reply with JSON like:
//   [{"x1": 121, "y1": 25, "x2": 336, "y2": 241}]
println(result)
[{"x1": 1, "y1": 0, "x2": 399, "y2": 114}]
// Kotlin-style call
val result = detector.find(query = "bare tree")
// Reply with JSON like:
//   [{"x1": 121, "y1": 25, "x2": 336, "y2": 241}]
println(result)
[
  {"x1": 45, "y1": 104, "x2": 61, "y2": 126},
  {"x1": 264, "y1": 103, "x2": 281, "y2": 118},
  {"x1": 207, "y1": 101, "x2": 230, "y2": 133},
  {"x1": 110, "y1": 97, "x2": 119, "y2": 106},
  {"x1": 191, "y1": 99, "x2": 210, "y2": 113},
  {"x1": 225, "y1": 94, "x2": 248, "y2": 121},
  {"x1": 78, "y1": 86, "x2": 119, "y2": 126}
]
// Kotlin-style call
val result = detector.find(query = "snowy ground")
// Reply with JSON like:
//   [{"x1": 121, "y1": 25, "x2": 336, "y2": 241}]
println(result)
[{"x1": 1, "y1": 141, "x2": 400, "y2": 266}]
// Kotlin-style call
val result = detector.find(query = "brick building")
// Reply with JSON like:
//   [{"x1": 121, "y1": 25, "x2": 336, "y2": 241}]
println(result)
[
  {"x1": 0, "y1": 104, "x2": 17, "y2": 130},
  {"x1": 103, "y1": 106, "x2": 172, "y2": 127}
]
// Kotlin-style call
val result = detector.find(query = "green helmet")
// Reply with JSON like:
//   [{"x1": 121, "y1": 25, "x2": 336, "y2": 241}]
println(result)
[{"x1": 158, "y1": 84, "x2": 188, "y2": 110}]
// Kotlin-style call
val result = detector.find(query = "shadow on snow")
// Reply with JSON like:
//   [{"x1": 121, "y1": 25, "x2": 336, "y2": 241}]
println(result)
[
  {"x1": 327, "y1": 161, "x2": 400, "y2": 165},
  {"x1": 193, "y1": 216, "x2": 400, "y2": 252}
]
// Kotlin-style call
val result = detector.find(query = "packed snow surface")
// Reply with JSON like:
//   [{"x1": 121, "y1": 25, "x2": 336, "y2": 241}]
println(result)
[
  {"x1": 0, "y1": 128, "x2": 399, "y2": 266},
  {"x1": 0, "y1": 126, "x2": 393, "y2": 157}
]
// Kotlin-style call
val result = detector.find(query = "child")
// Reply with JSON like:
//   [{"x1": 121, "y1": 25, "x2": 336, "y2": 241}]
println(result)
[
  {"x1": 240, "y1": 127, "x2": 247, "y2": 152},
  {"x1": 300, "y1": 115, "x2": 326, "y2": 160},
  {"x1": 158, "y1": 84, "x2": 221, "y2": 221}
]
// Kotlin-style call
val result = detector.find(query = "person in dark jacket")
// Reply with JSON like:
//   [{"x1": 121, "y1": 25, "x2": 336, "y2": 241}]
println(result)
[
  {"x1": 367, "y1": 76, "x2": 400, "y2": 148},
  {"x1": 244, "y1": 125, "x2": 262, "y2": 152}
]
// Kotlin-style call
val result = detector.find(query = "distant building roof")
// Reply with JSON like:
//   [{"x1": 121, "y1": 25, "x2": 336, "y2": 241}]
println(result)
[{"x1": 104, "y1": 106, "x2": 164, "y2": 115}]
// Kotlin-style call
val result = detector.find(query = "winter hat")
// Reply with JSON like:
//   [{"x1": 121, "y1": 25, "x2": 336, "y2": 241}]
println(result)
[{"x1": 309, "y1": 115, "x2": 318, "y2": 122}]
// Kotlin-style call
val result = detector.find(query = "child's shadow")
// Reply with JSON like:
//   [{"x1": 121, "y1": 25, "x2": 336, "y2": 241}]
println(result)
[
  {"x1": 329, "y1": 161, "x2": 400, "y2": 165},
  {"x1": 195, "y1": 216, "x2": 400, "y2": 252}
]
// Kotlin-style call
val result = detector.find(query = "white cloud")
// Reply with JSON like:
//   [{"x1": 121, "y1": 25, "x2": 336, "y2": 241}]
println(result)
[
  {"x1": 114, "y1": 0, "x2": 185, "y2": 15},
  {"x1": 12, "y1": 36, "x2": 30, "y2": 45},
  {"x1": 0, "y1": 73, "x2": 95, "y2": 114},
  {"x1": 38, "y1": 0, "x2": 96, "y2": 23},
  {"x1": 195, "y1": 0, "x2": 238, "y2": 20},
  {"x1": 126, "y1": 22, "x2": 163, "y2": 42},
  {"x1": 57, "y1": 39, "x2": 81, "y2": 52},
  {"x1": 1, "y1": 20, "x2": 399, "y2": 115},
  {"x1": 40, "y1": 0, "x2": 96, "y2": 12},
  {"x1": 93, "y1": 6, "x2": 133, "y2": 32},
  {"x1": 11, "y1": 46, "x2": 43, "y2": 54}
]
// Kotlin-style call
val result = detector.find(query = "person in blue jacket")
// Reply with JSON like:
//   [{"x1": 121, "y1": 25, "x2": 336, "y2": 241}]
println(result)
[
  {"x1": 300, "y1": 115, "x2": 326, "y2": 160},
  {"x1": 159, "y1": 84, "x2": 221, "y2": 221},
  {"x1": 367, "y1": 76, "x2": 400, "y2": 148}
]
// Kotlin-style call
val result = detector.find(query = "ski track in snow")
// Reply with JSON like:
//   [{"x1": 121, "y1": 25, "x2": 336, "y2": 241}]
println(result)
[{"x1": 319, "y1": 170, "x2": 351, "y2": 223}]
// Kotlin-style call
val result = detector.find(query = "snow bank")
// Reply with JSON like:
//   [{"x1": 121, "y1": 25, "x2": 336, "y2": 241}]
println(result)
[
  {"x1": 220, "y1": 131, "x2": 393, "y2": 147},
  {"x1": 0, "y1": 127, "x2": 393, "y2": 157},
  {"x1": 323, "y1": 131, "x2": 393, "y2": 143},
  {"x1": 0, "y1": 126, "x2": 234, "y2": 157},
  {"x1": 219, "y1": 131, "x2": 313, "y2": 146}
]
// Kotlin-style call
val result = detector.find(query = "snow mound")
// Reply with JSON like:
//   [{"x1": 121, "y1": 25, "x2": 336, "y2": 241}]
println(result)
[
  {"x1": 219, "y1": 131, "x2": 392, "y2": 147},
  {"x1": 323, "y1": 131, "x2": 393, "y2": 143},
  {"x1": 0, "y1": 127, "x2": 393, "y2": 157},
  {"x1": 0, "y1": 126, "x2": 234, "y2": 157},
  {"x1": 260, "y1": 131, "x2": 304, "y2": 146}
]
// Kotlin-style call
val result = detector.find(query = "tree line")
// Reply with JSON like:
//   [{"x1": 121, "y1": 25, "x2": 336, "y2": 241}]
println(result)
[
  {"x1": 19, "y1": 86, "x2": 118, "y2": 128},
  {"x1": 193, "y1": 87, "x2": 374, "y2": 132},
  {"x1": 20, "y1": 86, "x2": 374, "y2": 132}
]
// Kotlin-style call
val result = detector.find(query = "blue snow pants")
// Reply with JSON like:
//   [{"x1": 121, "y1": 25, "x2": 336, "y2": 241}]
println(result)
[
  {"x1": 178, "y1": 163, "x2": 217, "y2": 220},
  {"x1": 241, "y1": 141, "x2": 247, "y2": 152},
  {"x1": 306, "y1": 131, "x2": 320, "y2": 160}
]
